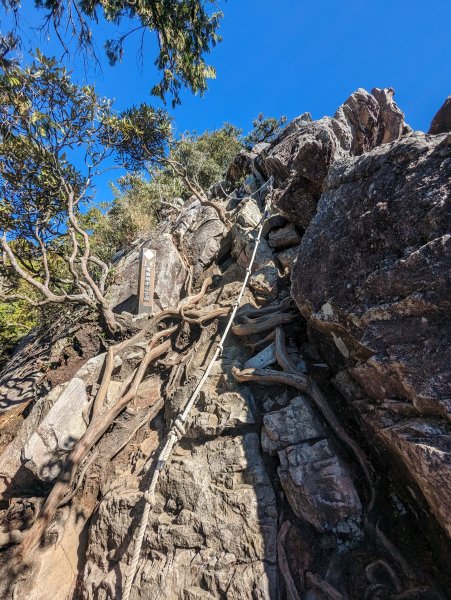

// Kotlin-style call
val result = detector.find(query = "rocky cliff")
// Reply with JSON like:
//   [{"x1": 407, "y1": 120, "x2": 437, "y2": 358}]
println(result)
[{"x1": 0, "y1": 88, "x2": 449, "y2": 600}]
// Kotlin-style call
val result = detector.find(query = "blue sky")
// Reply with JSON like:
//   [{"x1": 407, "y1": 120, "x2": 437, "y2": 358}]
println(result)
[{"x1": 3, "y1": 0, "x2": 450, "y2": 200}]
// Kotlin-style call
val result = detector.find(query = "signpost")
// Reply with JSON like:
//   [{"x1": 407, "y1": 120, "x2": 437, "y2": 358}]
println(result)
[{"x1": 137, "y1": 248, "x2": 156, "y2": 315}]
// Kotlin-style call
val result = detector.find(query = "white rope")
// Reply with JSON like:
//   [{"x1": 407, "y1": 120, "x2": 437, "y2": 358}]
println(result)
[{"x1": 122, "y1": 176, "x2": 274, "y2": 600}]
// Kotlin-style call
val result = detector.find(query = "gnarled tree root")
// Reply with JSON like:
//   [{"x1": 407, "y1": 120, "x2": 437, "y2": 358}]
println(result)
[
  {"x1": 57, "y1": 449, "x2": 99, "y2": 508},
  {"x1": 15, "y1": 328, "x2": 174, "y2": 561},
  {"x1": 365, "y1": 559, "x2": 402, "y2": 593},
  {"x1": 391, "y1": 587, "x2": 438, "y2": 599},
  {"x1": 274, "y1": 326, "x2": 299, "y2": 373},
  {"x1": 232, "y1": 312, "x2": 295, "y2": 337},
  {"x1": 237, "y1": 295, "x2": 293, "y2": 318},
  {"x1": 245, "y1": 330, "x2": 276, "y2": 350},
  {"x1": 110, "y1": 398, "x2": 165, "y2": 461},
  {"x1": 277, "y1": 521, "x2": 302, "y2": 600},
  {"x1": 92, "y1": 277, "x2": 215, "y2": 417},
  {"x1": 305, "y1": 572, "x2": 344, "y2": 600}
]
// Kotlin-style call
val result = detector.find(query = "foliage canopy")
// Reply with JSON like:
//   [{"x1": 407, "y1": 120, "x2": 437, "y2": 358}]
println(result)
[
  {"x1": 0, "y1": 53, "x2": 171, "y2": 338},
  {"x1": 0, "y1": 0, "x2": 222, "y2": 106},
  {"x1": 243, "y1": 113, "x2": 287, "y2": 149}
]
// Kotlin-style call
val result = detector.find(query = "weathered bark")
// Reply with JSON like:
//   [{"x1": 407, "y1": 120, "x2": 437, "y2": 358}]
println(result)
[
  {"x1": 16, "y1": 334, "x2": 172, "y2": 561},
  {"x1": 277, "y1": 521, "x2": 302, "y2": 600},
  {"x1": 232, "y1": 312, "x2": 295, "y2": 337},
  {"x1": 99, "y1": 304, "x2": 120, "y2": 335}
]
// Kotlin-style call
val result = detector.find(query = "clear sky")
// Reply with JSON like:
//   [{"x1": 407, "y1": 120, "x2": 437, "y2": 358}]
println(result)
[{"x1": 3, "y1": 0, "x2": 450, "y2": 199}]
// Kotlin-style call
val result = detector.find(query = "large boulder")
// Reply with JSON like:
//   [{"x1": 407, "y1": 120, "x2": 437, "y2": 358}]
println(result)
[
  {"x1": 429, "y1": 96, "x2": 451, "y2": 135},
  {"x1": 22, "y1": 378, "x2": 89, "y2": 481},
  {"x1": 81, "y1": 433, "x2": 278, "y2": 599},
  {"x1": 262, "y1": 397, "x2": 362, "y2": 531},
  {"x1": 0, "y1": 349, "x2": 112, "y2": 494},
  {"x1": 107, "y1": 233, "x2": 186, "y2": 312},
  {"x1": 256, "y1": 88, "x2": 408, "y2": 227},
  {"x1": 278, "y1": 439, "x2": 362, "y2": 532},
  {"x1": 292, "y1": 132, "x2": 451, "y2": 535},
  {"x1": 173, "y1": 200, "x2": 227, "y2": 277}
]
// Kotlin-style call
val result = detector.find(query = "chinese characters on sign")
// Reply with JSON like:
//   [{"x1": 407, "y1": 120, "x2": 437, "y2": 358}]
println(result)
[{"x1": 137, "y1": 248, "x2": 156, "y2": 314}]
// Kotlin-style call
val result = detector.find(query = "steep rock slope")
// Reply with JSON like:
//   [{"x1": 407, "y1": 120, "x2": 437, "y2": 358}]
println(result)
[
  {"x1": 0, "y1": 88, "x2": 449, "y2": 600},
  {"x1": 255, "y1": 87, "x2": 409, "y2": 227},
  {"x1": 292, "y1": 132, "x2": 450, "y2": 532},
  {"x1": 245, "y1": 87, "x2": 450, "y2": 544}
]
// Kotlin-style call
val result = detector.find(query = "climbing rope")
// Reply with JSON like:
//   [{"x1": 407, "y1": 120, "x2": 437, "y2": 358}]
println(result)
[{"x1": 122, "y1": 176, "x2": 274, "y2": 600}]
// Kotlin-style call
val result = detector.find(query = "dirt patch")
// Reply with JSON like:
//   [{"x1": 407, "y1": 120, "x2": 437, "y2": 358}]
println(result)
[{"x1": 44, "y1": 322, "x2": 104, "y2": 387}]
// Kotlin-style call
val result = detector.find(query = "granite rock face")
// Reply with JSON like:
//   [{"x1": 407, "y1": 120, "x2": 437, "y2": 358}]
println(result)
[
  {"x1": 22, "y1": 378, "x2": 89, "y2": 482},
  {"x1": 261, "y1": 397, "x2": 362, "y2": 531},
  {"x1": 268, "y1": 223, "x2": 301, "y2": 249},
  {"x1": 261, "y1": 396, "x2": 326, "y2": 456},
  {"x1": 107, "y1": 197, "x2": 227, "y2": 313},
  {"x1": 107, "y1": 233, "x2": 186, "y2": 312},
  {"x1": 81, "y1": 433, "x2": 278, "y2": 600},
  {"x1": 231, "y1": 215, "x2": 279, "y2": 299},
  {"x1": 1, "y1": 87, "x2": 449, "y2": 600},
  {"x1": 256, "y1": 88, "x2": 408, "y2": 227},
  {"x1": 173, "y1": 200, "x2": 227, "y2": 277},
  {"x1": 429, "y1": 96, "x2": 451, "y2": 135},
  {"x1": 292, "y1": 132, "x2": 451, "y2": 535},
  {"x1": 278, "y1": 439, "x2": 362, "y2": 532}
]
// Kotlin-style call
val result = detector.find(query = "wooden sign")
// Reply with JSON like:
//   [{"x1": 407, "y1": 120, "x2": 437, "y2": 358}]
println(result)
[{"x1": 137, "y1": 248, "x2": 156, "y2": 315}]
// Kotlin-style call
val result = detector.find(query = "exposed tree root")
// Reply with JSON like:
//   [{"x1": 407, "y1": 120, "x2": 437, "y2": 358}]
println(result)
[
  {"x1": 92, "y1": 328, "x2": 148, "y2": 418},
  {"x1": 181, "y1": 306, "x2": 229, "y2": 325},
  {"x1": 391, "y1": 587, "x2": 437, "y2": 599},
  {"x1": 237, "y1": 295, "x2": 293, "y2": 318},
  {"x1": 184, "y1": 265, "x2": 194, "y2": 297},
  {"x1": 373, "y1": 523, "x2": 415, "y2": 579},
  {"x1": 365, "y1": 559, "x2": 402, "y2": 593},
  {"x1": 178, "y1": 276, "x2": 212, "y2": 309},
  {"x1": 277, "y1": 521, "x2": 302, "y2": 600},
  {"x1": 15, "y1": 328, "x2": 174, "y2": 561},
  {"x1": 245, "y1": 329, "x2": 276, "y2": 350},
  {"x1": 164, "y1": 342, "x2": 199, "y2": 396},
  {"x1": 240, "y1": 310, "x2": 286, "y2": 324},
  {"x1": 165, "y1": 362, "x2": 185, "y2": 397},
  {"x1": 13, "y1": 274, "x2": 226, "y2": 561},
  {"x1": 305, "y1": 572, "x2": 344, "y2": 600},
  {"x1": 232, "y1": 312, "x2": 295, "y2": 336},
  {"x1": 274, "y1": 327, "x2": 299, "y2": 373},
  {"x1": 57, "y1": 449, "x2": 99, "y2": 508},
  {"x1": 110, "y1": 398, "x2": 164, "y2": 461}
]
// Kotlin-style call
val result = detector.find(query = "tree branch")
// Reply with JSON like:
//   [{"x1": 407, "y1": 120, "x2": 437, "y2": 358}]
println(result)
[{"x1": 165, "y1": 158, "x2": 229, "y2": 224}]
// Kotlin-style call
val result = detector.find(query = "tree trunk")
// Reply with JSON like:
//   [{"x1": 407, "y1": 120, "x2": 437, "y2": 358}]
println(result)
[{"x1": 100, "y1": 304, "x2": 119, "y2": 335}]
